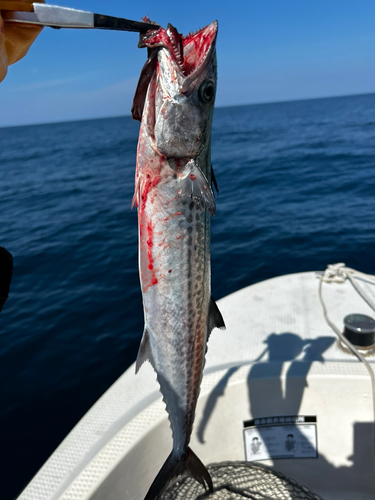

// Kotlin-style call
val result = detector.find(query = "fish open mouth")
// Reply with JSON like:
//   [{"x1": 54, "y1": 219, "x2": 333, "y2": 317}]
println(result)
[
  {"x1": 132, "y1": 21, "x2": 217, "y2": 121},
  {"x1": 139, "y1": 21, "x2": 218, "y2": 78}
]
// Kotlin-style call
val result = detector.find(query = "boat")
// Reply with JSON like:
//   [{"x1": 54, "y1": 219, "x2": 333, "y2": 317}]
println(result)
[{"x1": 17, "y1": 268, "x2": 375, "y2": 500}]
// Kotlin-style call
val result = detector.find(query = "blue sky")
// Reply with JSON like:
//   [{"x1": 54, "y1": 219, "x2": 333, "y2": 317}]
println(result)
[{"x1": 1, "y1": 0, "x2": 375, "y2": 126}]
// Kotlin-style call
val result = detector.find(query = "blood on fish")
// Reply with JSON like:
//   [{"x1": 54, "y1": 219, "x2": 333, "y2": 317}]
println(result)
[
  {"x1": 144, "y1": 220, "x2": 158, "y2": 290},
  {"x1": 141, "y1": 179, "x2": 152, "y2": 211},
  {"x1": 153, "y1": 176, "x2": 161, "y2": 187},
  {"x1": 146, "y1": 222, "x2": 154, "y2": 268},
  {"x1": 140, "y1": 164, "x2": 162, "y2": 210},
  {"x1": 168, "y1": 211, "x2": 182, "y2": 219},
  {"x1": 175, "y1": 159, "x2": 184, "y2": 175}
]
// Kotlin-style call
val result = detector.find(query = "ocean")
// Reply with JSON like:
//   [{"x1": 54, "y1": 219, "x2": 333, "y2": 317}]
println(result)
[{"x1": 1, "y1": 93, "x2": 375, "y2": 499}]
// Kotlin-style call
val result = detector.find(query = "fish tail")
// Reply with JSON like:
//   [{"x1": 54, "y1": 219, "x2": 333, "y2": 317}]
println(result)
[
  {"x1": 186, "y1": 447, "x2": 213, "y2": 491},
  {"x1": 144, "y1": 447, "x2": 213, "y2": 500}
]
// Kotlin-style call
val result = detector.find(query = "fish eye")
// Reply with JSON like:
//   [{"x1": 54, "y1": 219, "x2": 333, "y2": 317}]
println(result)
[{"x1": 198, "y1": 81, "x2": 215, "y2": 103}]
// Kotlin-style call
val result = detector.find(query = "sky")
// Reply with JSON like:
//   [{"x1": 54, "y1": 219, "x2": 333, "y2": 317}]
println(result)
[{"x1": 1, "y1": 0, "x2": 375, "y2": 127}]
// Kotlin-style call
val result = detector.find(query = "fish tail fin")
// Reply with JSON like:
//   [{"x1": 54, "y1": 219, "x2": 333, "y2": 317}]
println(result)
[
  {"x1": 144, "y1": 447, "x2": 213, "y2": 500},
  {"x1": 186, "y1": 447, "x2": 213, "y2": 492}
]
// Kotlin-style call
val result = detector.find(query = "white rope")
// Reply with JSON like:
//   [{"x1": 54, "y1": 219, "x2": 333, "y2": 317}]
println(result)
[
  {"x1": 320, "y1": 262, "x2": 348, "y2": 284},
  {"x1": 318, "y1": 264, "x2": 375, "y2": 453},
  {"x1": 343, "y1": 267, "x2": 375, "y2": 313}
]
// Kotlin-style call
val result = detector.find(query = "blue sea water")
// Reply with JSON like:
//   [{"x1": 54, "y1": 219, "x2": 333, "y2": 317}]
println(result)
[{"x1": 1, "y1": 93, "x2": 375, "y2": 499}]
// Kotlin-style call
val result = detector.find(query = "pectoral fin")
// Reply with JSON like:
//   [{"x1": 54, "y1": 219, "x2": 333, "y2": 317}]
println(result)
[{"x1": 177, "y1": 160, "x2": 216, "y2": 216}]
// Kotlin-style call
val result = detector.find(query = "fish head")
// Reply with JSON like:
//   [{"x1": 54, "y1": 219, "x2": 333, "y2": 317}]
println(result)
[{"x1": 133, "y1": 21, "x2": 218, "y2": 159}]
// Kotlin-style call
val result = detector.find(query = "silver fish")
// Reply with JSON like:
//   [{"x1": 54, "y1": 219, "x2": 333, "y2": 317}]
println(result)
[{"x1": 132, "y1": 21, "x2": 225, "y2": 500}]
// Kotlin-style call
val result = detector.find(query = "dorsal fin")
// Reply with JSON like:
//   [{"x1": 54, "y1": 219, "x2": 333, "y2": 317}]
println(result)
[{"x1": 208, "y1": 296, "x2": 225, "y2": 335}]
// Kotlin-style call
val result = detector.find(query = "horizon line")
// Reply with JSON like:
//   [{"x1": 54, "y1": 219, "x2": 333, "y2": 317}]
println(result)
[{"x1": 1, "y1": 90, "x2": 374, "y2": 130}]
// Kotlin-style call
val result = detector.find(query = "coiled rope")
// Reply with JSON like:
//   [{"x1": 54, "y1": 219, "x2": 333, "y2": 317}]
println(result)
[{"x1": 318, "y1": 263, "x2": 375, "y2": 441}]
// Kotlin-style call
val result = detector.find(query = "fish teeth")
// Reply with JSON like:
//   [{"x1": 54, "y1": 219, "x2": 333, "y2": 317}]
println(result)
[
  {"x1": 183, "y1": 26, "x2": 204, "y2": 40},
  {"x1": 171, "y1": 40, "x2": 183, "y2": 67}
]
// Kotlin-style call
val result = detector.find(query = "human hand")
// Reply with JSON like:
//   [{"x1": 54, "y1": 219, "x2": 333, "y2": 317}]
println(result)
[{"x1": 0, "y1": 0, "x2": 45, "y2": 82}]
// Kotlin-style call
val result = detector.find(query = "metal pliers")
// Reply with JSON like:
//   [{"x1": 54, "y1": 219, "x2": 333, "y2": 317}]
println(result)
[{"x1": 0, "y1": 2, "x2": 159, "y2": 33}]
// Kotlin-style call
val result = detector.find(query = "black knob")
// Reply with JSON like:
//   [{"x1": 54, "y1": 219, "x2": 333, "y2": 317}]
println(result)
[{"x1": 343, "y1": 314, "x2": 375, "y2": 348}]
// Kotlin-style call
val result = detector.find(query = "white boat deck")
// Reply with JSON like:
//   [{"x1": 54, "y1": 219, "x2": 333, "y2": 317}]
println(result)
[{"x1": 19, "y1": 271, "x2": 375, "y2": 500}]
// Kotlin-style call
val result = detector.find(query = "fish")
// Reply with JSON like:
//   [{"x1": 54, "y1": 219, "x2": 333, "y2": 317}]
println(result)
[{"x1": 131, "y1": 20, "x2": 225, "y2": 500}]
